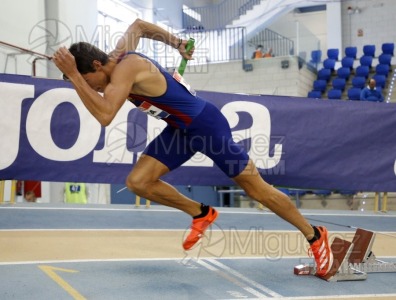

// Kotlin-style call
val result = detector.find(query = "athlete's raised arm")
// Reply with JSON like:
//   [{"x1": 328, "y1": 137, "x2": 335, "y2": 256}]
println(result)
[{"x1": 109, "y1": 18, "x2": 193, "y2": 60}]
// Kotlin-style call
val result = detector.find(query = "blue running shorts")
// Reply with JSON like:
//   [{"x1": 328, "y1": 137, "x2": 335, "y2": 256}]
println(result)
[{"x1": 143, "y1": 101, "x2": 249, "y2": 178}]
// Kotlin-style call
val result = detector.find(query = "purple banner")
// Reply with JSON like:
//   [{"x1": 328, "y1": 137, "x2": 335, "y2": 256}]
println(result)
[{"x1": 1, "y1": 73, "x2": 396, "y2": 191}]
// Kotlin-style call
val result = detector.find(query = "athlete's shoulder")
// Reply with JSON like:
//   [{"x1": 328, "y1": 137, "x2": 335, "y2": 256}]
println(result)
[
  {"x1": 113, "y1": 53, "x2": 149, "y2": 71},
  {"x1": 115, "y1": 52, "x2": 154, "y2": 70}
]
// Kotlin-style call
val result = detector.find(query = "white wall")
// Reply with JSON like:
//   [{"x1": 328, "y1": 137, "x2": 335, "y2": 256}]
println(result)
[
  {"x1": 271, "y1": 0, "x2": 396, "y2": 59},
  {"x1": 341, "y1": 0, "x2": 396, "y2": 57},
  {"x1": 1, "y1": 0, "x2": 98, "y2": 78},
  {"x1": 326, "y1": 2, "x2": 342, "y2": 51},
  {"x1": 0, "y1": 0, "x2": 46, "y2": 76},
  {"x1": 58, "y1": 0, "x2": 98, "y2": 44},
  {"x1": 184, "y1": 56, "x2": 315, "y2": 97},
  {"x1": 1, "y1": 0, "x2": 107, "y2": 204},
  {"x1": 268, "y1": 9, "x2": 327, "y2": 57},
  {"x1": 153, "y1": 0, "x2": 184, "y2": 29},
  {"x1": 3, "y1": 0, "x2": 395, "y2": 78}
]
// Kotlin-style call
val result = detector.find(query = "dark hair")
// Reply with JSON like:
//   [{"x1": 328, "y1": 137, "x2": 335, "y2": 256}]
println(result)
[{"x1": 64, "y1": 42, "x2": 109, "y2": 80}]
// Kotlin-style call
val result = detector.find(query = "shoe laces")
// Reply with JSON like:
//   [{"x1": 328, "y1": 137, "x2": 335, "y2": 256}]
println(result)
[
  {"x1": 307, "y1": 241, "x2": 320, "y2": 259},
  {"x1": 308, "y1": 247, "x2": 313, "y2": 258}
]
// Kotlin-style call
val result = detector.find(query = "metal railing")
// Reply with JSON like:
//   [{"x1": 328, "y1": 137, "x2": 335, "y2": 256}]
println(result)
[
  {"x1": 174, "y1": 26, "x2": 294, "y2": 72},
  {"x1": 180, "y1": 27, "x2": 246, "y2": 63},
  {"x1": 153, "y1": 27, "x2": 248, "y2": 71},
  {"x1": 248, "y1": 28, "x2": 294, "y2": 57},
  {"x1": 182, "y1": 0, "x2": 262, "y2": 30},
  {"x1": 0, "y1": 40, "x2": 52, "y2": 76}
]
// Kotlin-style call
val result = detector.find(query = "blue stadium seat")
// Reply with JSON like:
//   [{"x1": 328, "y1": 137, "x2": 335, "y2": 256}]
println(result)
[
  {"x1": 360, "y1": 55, "x2": 373, "y2": 68},
  {"x1": 313, "y1": 190, "x2": 332, "y2": 197},
  {"x1": 363, "y1": 45, "x2": 376, "y2": 57},
  {"x1": 332, "y1": 78, "x2": 346, "y2": 91},
  {"x1": 337, "y1": 67, "x2": 351, "y2": 80},
  {"x1": 323, "y1": 58, "x2": 336, "y2": 71},
  {"x1": 277, "y1": 188, "x2": 290, "y2": 196},
  {"x1": 317, "y1": 68, "x2": 331, "y2": 81},
  {"x1": 313, "y1": 80, "x2": 327, "y2": 92},
  {"x1": 309, "y1": 50, "x2": 322, "y2": 67},
  {"x1": 345, "y1": 46, "x2": 357, "y2": 59},
  {"x1": 339, "y1": 190, "x2": 357, "y2": 196},
  {"x1": 382, "y1": 43, "x2": 394, "y2": 56},
  {"x1": 288, "y1": 189, "x2": 307, "y2": 197},
  {"x1": 347, "y1": 87, "x2": 362, "y2": 100},
  {"x1": 307, "y1": 90, "x2": 322, "y2": 99},
  {"x1": 355, "y1": 65, "x2": 370, "y2": 78},
  {"x1": 352, "y1": 76, "x2": 366, "y2": 89},
  {"x1": 376, "y1": 64, "x2": 390, "y2": 77},
  {"x1": 327, "y1": 48, "x2": 339, "y2": 60},
  {"x1": 327, "y1": 88, "x2": 342, "y2": 100},
  {"x1": 379, "y1": 53, "x2": 392, "y2": 66},
  {"x1": 341, "y1": 56, "x2": 354, "y2": 70},
  {"x1": 373, "y1": 74, "x2": 386, "y2": 88}
]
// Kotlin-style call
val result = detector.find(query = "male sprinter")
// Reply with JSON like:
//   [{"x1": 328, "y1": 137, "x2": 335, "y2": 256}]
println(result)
[{"x1": 53, "y1": 18, "x2": 333, "y2": 277}]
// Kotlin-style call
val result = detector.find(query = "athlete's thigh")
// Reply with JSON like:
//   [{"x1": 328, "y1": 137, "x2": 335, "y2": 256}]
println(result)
[
  {"x1": 143, "y1": 125, "x2": 196, "y2": 171},
  {"x1": 129, "y1": 154, "x2": 170, "y2": 182},
  {"x1": 189, "y1": 102, "x2": 249, "y2": 177}
]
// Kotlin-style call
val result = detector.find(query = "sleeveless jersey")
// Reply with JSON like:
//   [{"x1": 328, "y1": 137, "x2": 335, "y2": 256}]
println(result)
[
  {"x1": 118, "y1": 52, "x2": 206, "y2": 128},
  {"x1": 65, "y1": 183, "x2": 87, "y2": 204}
]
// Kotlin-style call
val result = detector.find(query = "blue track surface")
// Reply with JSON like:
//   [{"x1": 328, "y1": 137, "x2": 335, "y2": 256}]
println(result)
[
  {"x1": 0, "y1": 204, "x2": 395, "y2": 232},
  {"x1": 0, "y1": 204, "x2": 395, "y2": 299}
]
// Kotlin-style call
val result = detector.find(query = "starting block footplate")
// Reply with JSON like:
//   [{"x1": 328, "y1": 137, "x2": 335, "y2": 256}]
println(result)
[{"x1": 294, "y1": 228, "x2": 395, "y2": 282}]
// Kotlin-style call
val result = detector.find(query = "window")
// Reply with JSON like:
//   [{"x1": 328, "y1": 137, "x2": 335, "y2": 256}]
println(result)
[{"x1": 97, "y1": 0, "x2": 141, "y2": 52}]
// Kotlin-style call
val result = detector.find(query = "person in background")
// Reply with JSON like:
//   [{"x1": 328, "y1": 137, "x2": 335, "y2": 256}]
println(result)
[
  {"x1": 252, "y1": 45, "x2": 264, "y2": 59},
  {"x1": 263, "y1": 47, "x2": 273, "y2": 58},
  {"x1": 64, "y1": 182, "x2": 88, "y2": 204},
  {"x1": 24, "y1": 190, "x2": 37, "y2": 203},
  {"x1": 360, "y1": 78, "x2": 384, "y2": 102}
]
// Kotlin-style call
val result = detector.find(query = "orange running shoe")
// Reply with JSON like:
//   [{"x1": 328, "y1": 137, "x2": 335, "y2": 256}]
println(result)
[
  {"x1": 308, "y1": 226, "x2": 334, "y2": 277},
  {"x1": 183, "y1": 206, "x2": 218, "y2": 250}
]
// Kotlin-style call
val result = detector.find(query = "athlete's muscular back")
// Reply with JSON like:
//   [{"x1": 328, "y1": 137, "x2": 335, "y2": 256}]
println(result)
[{"x1": 119, "y1": 54, "x2": 167, "y2": 98}]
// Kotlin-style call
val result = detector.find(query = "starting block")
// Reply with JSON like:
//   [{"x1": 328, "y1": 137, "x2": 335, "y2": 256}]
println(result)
[{"x1": 294, "y1": 228, "x2": 396, "y2": 282}]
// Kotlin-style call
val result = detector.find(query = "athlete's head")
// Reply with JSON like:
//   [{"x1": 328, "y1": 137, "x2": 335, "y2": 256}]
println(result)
[{"x1": 64, "y1": 42, "x2": 110, "y2": 92}]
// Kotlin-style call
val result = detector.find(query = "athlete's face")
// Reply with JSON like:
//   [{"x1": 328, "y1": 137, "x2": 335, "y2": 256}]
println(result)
[{"x1": 82, "y1": 60, "x2": 109, "y2": 93}]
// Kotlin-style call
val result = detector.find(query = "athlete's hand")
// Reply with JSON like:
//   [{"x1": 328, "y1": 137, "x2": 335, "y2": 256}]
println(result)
[
  {"x1": 178, "y1": 40, "x2": 195, "y2": 60},
  {"x1": 52, "y1": 46, "x2": 79, "y2": 80}
]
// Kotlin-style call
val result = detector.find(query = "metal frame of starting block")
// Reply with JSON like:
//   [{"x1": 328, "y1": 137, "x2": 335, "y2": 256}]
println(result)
[{"x1": 294, "y1": 228, "x2": 396, "y2": 282}]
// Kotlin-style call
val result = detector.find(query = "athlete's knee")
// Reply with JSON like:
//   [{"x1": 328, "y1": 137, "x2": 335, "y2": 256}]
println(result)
[{"x1": 126, "y1": 172, "x2": 149, "y2": 195}]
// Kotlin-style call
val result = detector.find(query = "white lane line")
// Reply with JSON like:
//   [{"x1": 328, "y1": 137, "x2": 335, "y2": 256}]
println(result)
[
  {"x1": 0, "y1": 206, "x2": 182, "y2": 212},
  {"x1": 0, "y1": 257, "x2": 185, "y2": 266},
  {"x1": 0, "y1": 228, "x2": 189, "y2": 232},
  {"x1": 284, "y1": 294, "x2": 396, "y2": 299},
  {"x1": 195, "y1": 259, "x2": 270, "y2": 299},
  {"x1": 205, "y1": 258, "x2": 283, "y2": 298},
  {"x1": 0, "y1": 255, "x2": 394, "y2": 266},
  {"x1": 221, "y1": 294, "x2": 396, "y2": 300},
  {"x1": 1, "y1": 229, "x2": 395, "y2": 241}
]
